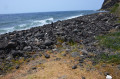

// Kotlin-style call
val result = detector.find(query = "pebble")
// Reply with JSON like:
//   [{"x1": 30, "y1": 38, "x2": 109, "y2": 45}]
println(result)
[
  {"x1": 72, "y1": 65, "x2": 77, "y2": 69},
  {"x1": 44, "y1": 54, "x2": 50, "y2": 59}
]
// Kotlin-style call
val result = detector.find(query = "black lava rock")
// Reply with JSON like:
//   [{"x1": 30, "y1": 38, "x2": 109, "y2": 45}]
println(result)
[
  {"x1": 72, "y1": 65, "x2": 77, "y2": 69},
  {"x1": 16, "y1": 65, "x2": 20, "y2": 69},
  {"x1": 82, "y1": 77, "x2": 86, "y2": 79},
  {"x1": 44, "y1": 54, "x2": 50, "y2": 59}
]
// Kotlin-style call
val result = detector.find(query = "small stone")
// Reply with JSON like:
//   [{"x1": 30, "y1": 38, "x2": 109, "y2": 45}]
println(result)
[
  {"x1": 27, "y1": 60, "x2": 30, "y2": 62},
  {"x1": 79, "y1": 59, "x2": 84, "y2": 63},
  {"x1": 58, "y1": 75, "x2": 67, "y2": 79},
  {"x1": 72, "y1": 65, "x2": 77, "y2": 69},
  {"x1": 55, "y1": 58, "x2": 61, "y2": 61},
  {"x1": 16, "y1": 65, "x2": 20, "y2": 69},
  {"x1": 81, "y1": 49, "x2": 88, "y2": 56},
  {"x1": 104, "y1": 72, "x2": 110, "y2": 76},
  {"x1": 39, "y1": 54, "x2": 42, "y2": 57},
  {"x1": 62, "y1": 53, "x2": 66, "y2": 56},
  {"x1": 32, "y1": 67, "x2": 37, "y2": 70},
  {"x1": 82, "y1": 76, "x2": 86, "y2": 79},
  {"x1": 102, "y1": 64, "x2": 107, "y2": 67},
  {"x1": 86, "y1": 68, "x2": 90, "y2": 71},
  {"x1": 92, "y1": 61, "x2": 97, "y2": 66},
  {"x1": 52, "y1": 49, "x2": 57, "y2": 51},
  {"x1": 44, "y1": 54, "x2": 50, "y2": 59},
  {"x1": 71, "y1": 52, "x2": 80, "y2": 57},
  {"x1": 117, "y1": 65, "x2": 120, "y2": 70},
  {"x1": 78, "y1": 63, "x2": 83, "y2": 67}
]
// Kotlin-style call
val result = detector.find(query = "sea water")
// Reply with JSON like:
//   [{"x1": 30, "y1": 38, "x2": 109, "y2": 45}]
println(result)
[{"x1": 0, "y1": 10, "x2": 100, "y2": 34}]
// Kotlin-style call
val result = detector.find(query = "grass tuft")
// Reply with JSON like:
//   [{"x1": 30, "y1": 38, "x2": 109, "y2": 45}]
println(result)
[{"x1": 94, "y1": 53, "x2": 120, "y2": 64}]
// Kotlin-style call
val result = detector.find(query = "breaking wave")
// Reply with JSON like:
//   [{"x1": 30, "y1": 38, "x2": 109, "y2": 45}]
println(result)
[{"x1": 0, "y1": 18, "x2": 54, "y2": 34}]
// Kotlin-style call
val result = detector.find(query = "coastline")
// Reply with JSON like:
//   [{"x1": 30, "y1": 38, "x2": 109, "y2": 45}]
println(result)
[{"x1": 0, "y1": 12, "x2": 120, "y2": 79}]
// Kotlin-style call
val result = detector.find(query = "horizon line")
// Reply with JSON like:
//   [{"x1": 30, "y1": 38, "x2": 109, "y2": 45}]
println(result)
[{"x1": 0, "y1": 9, "x2": 98, "y2": 15}]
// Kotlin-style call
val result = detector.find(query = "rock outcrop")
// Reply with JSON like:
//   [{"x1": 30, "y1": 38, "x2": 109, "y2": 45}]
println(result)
[{"x1": 101, "y1": 0, "x2": 120, "y2": 10}]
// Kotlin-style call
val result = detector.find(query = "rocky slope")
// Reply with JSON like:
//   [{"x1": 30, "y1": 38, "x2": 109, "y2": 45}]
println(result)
[
  {"x1": 101, "y1": 0, "x2": 120, "y2": 10},
  {"x1": 0, "y1": 12, "x2": 120, "y2": 75},
  {"x1": 101, "y1": 0, "x2": 120, "y2": 17}
]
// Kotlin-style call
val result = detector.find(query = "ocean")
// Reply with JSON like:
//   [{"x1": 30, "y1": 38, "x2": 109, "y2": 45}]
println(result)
[{"x1": 0, "y1": 10, "x2": 100, "y2": 34}]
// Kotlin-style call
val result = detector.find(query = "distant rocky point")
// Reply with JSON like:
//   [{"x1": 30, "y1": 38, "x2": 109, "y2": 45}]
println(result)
[{"x1": 101, "y1": 0, "x2": 120, "y2": 17}]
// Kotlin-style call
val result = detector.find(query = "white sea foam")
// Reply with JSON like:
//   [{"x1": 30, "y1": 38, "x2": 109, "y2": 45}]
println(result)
[
  {"x1": 0, "y1": 18, "x2": 54, "y2": 34},
  {"x1": 66, "y1": 14, "x2": 83, "y2": 20}
]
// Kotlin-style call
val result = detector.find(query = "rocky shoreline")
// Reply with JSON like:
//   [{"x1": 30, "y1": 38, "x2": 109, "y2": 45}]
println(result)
[{"x1": 0, "y1": 12, "x2": 120, "y2": 75}]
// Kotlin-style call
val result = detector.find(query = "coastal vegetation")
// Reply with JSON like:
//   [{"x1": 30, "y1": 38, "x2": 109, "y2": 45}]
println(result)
[
  {"x1": 110, "y1": 3, "x2": 120, "y2": 17},
  {"x1": 96, "y1": 31, "x2": 120, "y2": 51}
]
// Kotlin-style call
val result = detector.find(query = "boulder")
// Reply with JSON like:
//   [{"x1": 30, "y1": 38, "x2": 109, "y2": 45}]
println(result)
[
  {"x1": 6, "y1": 41, "x2": 17, "y2": 49},
  {"x1": 23, "y1": 46, "x2": 32, "y2": 51},
  {"x1": 11, "y1": 50, "x2": 24, "y2": 58},
  {"x1": 44, "y1": 39, "x2": 53, "y2": 46},
  {"x1": 0, "y1": 41, "x2": 8, "y2": 49}
]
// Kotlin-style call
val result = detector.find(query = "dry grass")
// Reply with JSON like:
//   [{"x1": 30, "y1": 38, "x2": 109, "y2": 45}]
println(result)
[
  {"x1": 0, "y1": 53, "x2": 104, "y2": 79},
  {"x1": 95, "y1": 63, "x2": 120, "y2": 79},
  {"x1": 20, "y1": 61, "x2": 103, "y2": 79},
  {"x1": 0, "y1": 52, "x2": 119, "y2": 79}
]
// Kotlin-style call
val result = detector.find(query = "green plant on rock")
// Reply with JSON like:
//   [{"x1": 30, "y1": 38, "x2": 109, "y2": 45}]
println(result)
[{"x1": 110, "y1": 3, "x2": 120, "y2": 17}]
